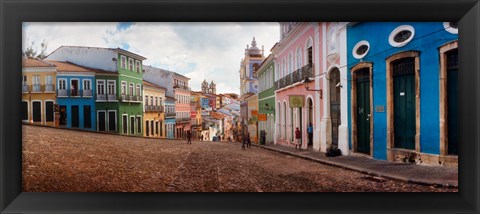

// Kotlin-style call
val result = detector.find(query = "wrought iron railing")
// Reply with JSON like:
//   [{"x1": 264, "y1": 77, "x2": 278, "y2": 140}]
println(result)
[
  {"x1": 22, "y1": 85, "x2": 29, "y2": 93},
  {"x1": 58, "y1": 89, "x2": 68, "y2": 97},
  {"x1": 32, "y1": 84, "x2": 42, "y2": 92},
  {"x1": 274, "y1": 63, "x2": 313, "y2": 90},
  {"x1": 82, "y1": 89, "x2": 92, "y2": 97},
  {"x1": 165, "y1": 112, "x2": 176, "y2": 117},
  {"x1": 44, "y1": 84, "x2": 55, "y2": 92}
]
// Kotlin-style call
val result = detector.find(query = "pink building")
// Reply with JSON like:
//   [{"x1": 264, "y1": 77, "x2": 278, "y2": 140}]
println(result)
[
  {"x1": 173, "y1": 72, "x2": 191, "y2": 138},
  {"x1": 273, "y1": 22, "x2": 349, "y2": 154},
  {"x1": 272, "y1": 22, "x2": 324, "y2": 151}
]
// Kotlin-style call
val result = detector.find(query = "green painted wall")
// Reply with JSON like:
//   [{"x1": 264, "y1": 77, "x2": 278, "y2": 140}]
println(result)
[
  {"x1": 117, "y1": 53, "x2": 144, "y2": 136},
  {"x1": 257, "y1": 58, "x2": 275, "y2": 115}
]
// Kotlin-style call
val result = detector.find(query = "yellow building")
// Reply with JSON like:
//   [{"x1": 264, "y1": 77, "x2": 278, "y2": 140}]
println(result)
[
  {"x1": 22, "y1": 58, "x2": 57, "y2": 126},
  {"x1": 190, "y1": 91, "x2": 204, "y2": 139},
  {"x1": 143, "y1": 80, "x2": 166, "y2": 138}
]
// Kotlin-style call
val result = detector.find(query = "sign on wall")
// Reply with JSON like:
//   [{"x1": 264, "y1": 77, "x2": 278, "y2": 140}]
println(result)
[
  {"x1": 289, "y1": 95, "x2": 305, "y2": 108},
  {"x1": 258, "y1": 114, "x2": 267, "y2": 121}
]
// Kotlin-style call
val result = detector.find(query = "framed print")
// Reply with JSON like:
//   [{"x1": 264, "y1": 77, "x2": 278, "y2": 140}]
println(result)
[{"x1": 1, "y1": 0, "x2": 479, "y2": 213}]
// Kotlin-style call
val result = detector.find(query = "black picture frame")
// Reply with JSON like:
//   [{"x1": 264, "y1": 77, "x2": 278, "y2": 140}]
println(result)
[{"x1": 1, "y1": 0, "x2": 479, "y2": 213}]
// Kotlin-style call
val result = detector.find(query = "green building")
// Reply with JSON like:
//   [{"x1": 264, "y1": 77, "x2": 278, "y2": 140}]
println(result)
[
  {"x1": 46, "y1": 46, "x2": 147, "y2": 136},
  {"x1": 257, "y1": 54, "x2": 275, "y2": 144}
]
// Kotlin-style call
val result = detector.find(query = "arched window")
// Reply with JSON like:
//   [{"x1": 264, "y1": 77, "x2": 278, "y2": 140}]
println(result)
[
  {"x1": 283, "y1": 59, "x2": 287, "y2": 78},
  {"x1": 289, "y1": 52, "x2": 294, "y2": 74},
  {"x1": 305, "y1": 38, "x2": 313, "y2": 65},
  {"x1": 296, "y1": 47, "x2": 302, "y2": 69}
]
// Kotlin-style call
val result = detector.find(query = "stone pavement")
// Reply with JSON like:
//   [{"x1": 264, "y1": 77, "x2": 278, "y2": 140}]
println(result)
[{"x1": 253, "y1": 143, "x2": 458, "y2": 187}]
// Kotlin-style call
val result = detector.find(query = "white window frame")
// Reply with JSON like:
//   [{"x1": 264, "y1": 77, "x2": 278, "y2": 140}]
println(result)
[
  {"x1": 107, "y1": 80, "x2": 116, "y2": 95},
  {"x1": 122, "y1": 114, "x2": 129, "y2": 134},
  {"x1": 121, "y1": 81, "x2": 127, "y2": 95},
  {"x1": 130, "y1": 115, "x2": 136, "y2": 134},
  {"x1": 121, "y1": 55, "x2": 127, "y2": 69},
  {"x1": 129, "y1": 83, "x2": 134, "y2": 96},
  {"x1": 136, "y1": 84, "x2": 141, "y2": 97},
  {"x1": 96, "y1": 79, "x2": 106, "y2": 95},
  {"x1": 136, "y1": 60, "x2": 141, "y2": 73},
  {"x1": 443, "y1": 22, "x2": 458, "y2": 34},
  {"x1": 129, "y1": 58, "x2": 134, "y2": 71},
  {"x1": 352, "y1": 40, "x2": 371, "y2": 59},
  {"x1": 58, "y1": 78, "x2": 67, "y2": 90},
  {"x1": 388, "y1": 25, "x2": 415, "y2": 48},
  {"x1": 136, "y1": 115, "x2": 142, "y2": 134},
  {"x1": 83, "y1": 79, "x2": 92, "y2": 93}
]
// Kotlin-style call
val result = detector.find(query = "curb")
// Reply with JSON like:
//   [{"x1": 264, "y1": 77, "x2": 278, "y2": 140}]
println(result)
[{"x1": 252, "y1": 144, "x2": 458, "y2": 188}]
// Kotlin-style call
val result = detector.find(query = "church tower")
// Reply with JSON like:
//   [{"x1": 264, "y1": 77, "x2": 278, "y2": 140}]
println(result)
[
  {"x1": 201, "y1": 79, "x2": 208, "y2": 93},
  {"x1": 239, "y1": 37, "x2": 265, "y2": 97},
  {"x1": 209, "y1": 81, "x2": 216, "y2": 94}
]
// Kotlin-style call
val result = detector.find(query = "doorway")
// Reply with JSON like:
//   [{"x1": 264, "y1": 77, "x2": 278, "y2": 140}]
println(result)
[
  {"x1": 71, "y1": 105, "x2": 79, "y2": 128},
  {"x1": 329, "y1": 68, "x2": 341, "y2": 147},
  {"x1": 446, "y1": 49, "x2": 458, "y2": 155},
  {"x1": 355, "y1": 68, "x2": 371, "y2": 154},
  {"x1": 59, "y1": 105, "x2": 67, "y2": 125}
]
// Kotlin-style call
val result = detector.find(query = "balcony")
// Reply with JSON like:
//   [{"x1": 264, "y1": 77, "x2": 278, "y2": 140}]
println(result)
[
  {"x1": 176, "y1": 118, "x2": 190, "y2": 123},
  {"x1": 120, "y1": 94, "x2": 142, "y2": 103},
  {"x1": 96, "y1": 93, "x2": 117, "y2": 101},
  {"x1": 22, "y1": 85, "x2": 29, "y2": 93},
  {"x1": 32, "y1": 84, "x2": 42, "y2": 93},
  {"x1": 44, "y1": 84, "x2": 55, "y2": 92},
  {"x1": 165, "y1": 112, "x2": 176, "y2": 118},
  {"x1": 57, "y1": 89, "x2": 68, "y2": 97},
  {"x1": 173, "y1": 84, "x2": 191, "y2": 91},
  {"x1": 274, "y1": 64, "x2": 313, "y2": 90},
  {"x1": 70, "y1": 89, "x2": 80, "y2": 97},
  {"x1": 82, "y1": 89, "x2": 92, "y2": 97}
]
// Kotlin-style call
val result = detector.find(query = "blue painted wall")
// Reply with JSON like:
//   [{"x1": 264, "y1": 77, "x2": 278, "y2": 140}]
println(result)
[
  {"x1": 201, "y1": 98, "x2": 210, "y2": 108},
  {"x1": 346, "y1": 22, "x2": 458, "y2": 160},
  {"x1": 56, "y1": 75, "x2": 96, "y2": 131}
]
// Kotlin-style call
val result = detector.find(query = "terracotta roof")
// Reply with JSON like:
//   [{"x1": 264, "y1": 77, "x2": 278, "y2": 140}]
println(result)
[
  {"x1": 22, "y1": 58, "x2": 56, "y2": 68},
  {"x1": 46, "y1": 60, "x2": 114, "y2": 74},
  {"x1": 143, "y1": 80, "x2": 167, "y2": 91},
  {"x1": 210, "y1": 111, "x2": 226, "y2": 120},
  {"x1": 45, "y1": 60, "x2": 94, "y2": 73}
]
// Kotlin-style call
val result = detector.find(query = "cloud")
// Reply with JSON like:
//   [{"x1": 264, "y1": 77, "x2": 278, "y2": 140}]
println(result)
[{"x1": 23, "y1": 22, "x2": 280, "y2": 94}]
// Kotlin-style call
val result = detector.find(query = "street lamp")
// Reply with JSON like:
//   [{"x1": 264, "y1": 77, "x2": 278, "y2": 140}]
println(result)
[{"x1": 302, "y1": 77, "x2": 323, "y2": 99}]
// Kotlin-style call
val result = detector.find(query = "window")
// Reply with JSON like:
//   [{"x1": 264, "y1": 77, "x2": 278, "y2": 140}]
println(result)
[
  {"x1": 289, "y1": 52, "x2": 294, "y2": 73},
  {"x1": 129, "y1": 58, "x2": 134, "y2": 71},
  {"x1": 155, "y1": 97, "x2": 158, "y2": 106},
  {"x1": 296, "y1": 48, "x2": 302, "y2": 69},
  {"x1": 444, "y1": 22, "x2": 458, "y2": 34},
  {"x1": 97, "y1": 80, "x2": 105, "y2": 95},
  {"x1": 136, "y1": 61, "x2": 141, "y2": 73},
  {"x1": 121, "y1": 81, "x2": 126, "y2": 95},
  {"x1": 352, "y1": 40, "x2": 370, "y2": 59},
  {"x1": 32, "y1": 75, "x2": 40, "y2": 85},
  {"x1": 137, "y1": 116, "x2": 142, "y2": 134},
  {"x1": 389, "y1": 25, "x2": 415, "y2": 47},
  {"x1": 22, "y1": 76, "x2": 27, "y2": 85},
  {"x1": 83, "y1": 79, "x2": 91, "y2": 90},
  {"x1": 59, "y1": 79, "x2": 67, "y2": 90},
  {"x1": 150, "y1": 96, "x2": 153, "y2": 106},
  {"x1": 136, "y1": 84, "x2": 141, "y2": 97},
  {"x1": 145, "y1": 95, "x2": 149, "y2": 105},
  {"x1": 329, "y1": 29, "x2": 336, "y2": 52},
  {"x1": 107, "y1": 80, "x2": 115, "y2": 95},
  {"x1": 45, "y1": 75, "x2": 52, "y2": 85},
  {"x1": 129, "y1": 83, "x2": 134, "y2": 96},
  {"x1": 121, "y1": 56, "x2": 126, "y2": 69}
]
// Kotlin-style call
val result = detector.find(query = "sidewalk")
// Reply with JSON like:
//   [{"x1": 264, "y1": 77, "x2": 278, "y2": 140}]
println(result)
[{"x1": 253, "y1": 143, "x2": 458, "y2": 188}]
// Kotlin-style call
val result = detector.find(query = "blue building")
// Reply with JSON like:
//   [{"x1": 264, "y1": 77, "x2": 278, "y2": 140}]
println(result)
[
  {"x1": 48, "y1": 61, "x2": 96, "y2": 131},
  {"x1": 165, "y1": 96, "x2": 176, "y2": 138},
  {"x1": 347, "y1": 22, "x2": 458, "y2": 166}
]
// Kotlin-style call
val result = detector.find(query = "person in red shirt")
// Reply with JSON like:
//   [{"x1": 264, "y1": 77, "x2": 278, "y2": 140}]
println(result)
[{"x1": 295, "y1": 127, "x2": 302, "y2": 150}]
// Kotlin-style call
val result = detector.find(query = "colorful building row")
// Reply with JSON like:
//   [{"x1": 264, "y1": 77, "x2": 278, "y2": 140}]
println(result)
[
  {"x1": 251, "y1": 22, "x2": 458, "y2": 166},
  {"x1": 23, "y1": 46, "x2": 192, "y2": 140}
]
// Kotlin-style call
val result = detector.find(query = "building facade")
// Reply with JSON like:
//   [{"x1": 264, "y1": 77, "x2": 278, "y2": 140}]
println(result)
[
  {"x1": 246, "y1": 93, "x2": 258, "y2": 143},
  {"x1": 273, "y1": 22, "x2": 324, "y2": 150},
  {"x1": 346, "y1": 22, "x2": 458, "y2": 166},
  {"x1": 173, "y1": 73, "x2": 191, "y2": 138},
  {"x1": 165, "y1": 96, "x2": 176, "y2": 139},
  {"x1": 143, "y1": 80, "x2": 166, "y2": 138},
  {"x1": 22, "y1": 58, "x2": 57, "y2": 127},
  {"x1": 257, "y1": 54, "x2": 276, "y2": 144},
  {"x1": 47, "y1": 60, "x2": 96, "y2": 131},
  {"x1": 239, "y1": 37, "x2": 265, "y2": 97}
]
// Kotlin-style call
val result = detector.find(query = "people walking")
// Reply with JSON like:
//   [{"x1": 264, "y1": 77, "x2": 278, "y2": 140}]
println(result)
[
  {"x1": 295, "y1": 127, "x2": 302, "y2": 150},
  {"x1": 187, "y1": 130, "x2": 192, "y2": 144},
  {"x1": 242, "y1": 133, "x2": 246, "y2": 150},
  {"x1": 246, "y1": 132, "x2": 251, "y2": 148},
  {"x1": 307, "y1": 123, "x2": 313, "y2": 147}
]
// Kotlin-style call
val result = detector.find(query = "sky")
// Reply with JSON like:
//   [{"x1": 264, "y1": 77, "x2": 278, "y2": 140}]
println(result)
[{"x1": 23, "y1": 22, "x2": 280, "y2": 94}]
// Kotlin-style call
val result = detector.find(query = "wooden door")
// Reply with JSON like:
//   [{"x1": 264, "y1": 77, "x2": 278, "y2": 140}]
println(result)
[
  {"x1": 393, "y1": 58, "x2": 416, "y2": 150},
  {"x1": 98, "y1": 111, "x2": 106, "y2": 131},
  {"x1": 71, "y1": 106, "x2": 79, "y2": 128},
  {"x1": 356, "y1": 68, "x2": 370, "y2": 154},
  {"x1": 447, "y1": 49, "x2": 458, "y2": 155}
]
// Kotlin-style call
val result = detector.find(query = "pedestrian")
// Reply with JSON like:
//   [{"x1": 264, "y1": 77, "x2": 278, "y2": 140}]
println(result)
[
  {"x1": 307, "y1": 122, "x2": 313, "y2": 146},
  {"x1": 295, "y1": 127, "x2": 302, "y2": 150},
  {"x1": 241, "y1": 134, "x2": 246, "y2": 150},
  {"x1": 246, "y1": 132, "x2": 251, "y2": 148},
  {"x1": 187, "y1": 130, "x2": 192, "y2": 144},
  {"x1": 200, "y1": 134, "x2": 203, "y2": 141}
]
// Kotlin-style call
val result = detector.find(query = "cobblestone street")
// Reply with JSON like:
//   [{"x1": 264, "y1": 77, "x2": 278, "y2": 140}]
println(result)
[{"x1": 22, "y1": 125, "x2": 457, "y2": 192}]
